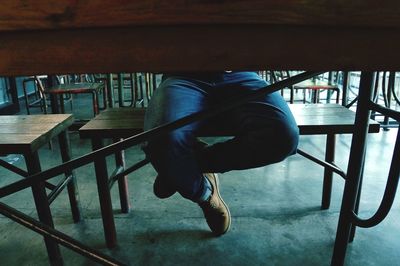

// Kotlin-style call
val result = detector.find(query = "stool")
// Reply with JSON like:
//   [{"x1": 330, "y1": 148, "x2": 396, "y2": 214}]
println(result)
[
  {"x1": 0, "y1": 114, "x2": 81, "y2": 265},
  {"x1": 42, "y1": 78, "x2": 106, "y2": 117},
  {"x1": 293, "y1": 79, "x2": 340, "y2": 104},
  {"x1": 22, "y1": 76, "x2": 48, "y2": 115}
]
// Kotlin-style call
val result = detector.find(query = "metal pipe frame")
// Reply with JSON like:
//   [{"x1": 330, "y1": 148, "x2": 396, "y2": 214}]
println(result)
[
  {"x1": 0, "y1": 202, "x2": 125, "y2": 266},
  {"x1": 296, "y1": 149, "x2": 346, "y2": 179},
  {"x1": 331, "y1": 72, "x2": 375, "y2": 265}
]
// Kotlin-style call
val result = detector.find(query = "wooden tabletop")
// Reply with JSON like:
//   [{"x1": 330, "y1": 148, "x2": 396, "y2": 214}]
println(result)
[
  {"x1": 0, "y1": 114, "x2": 74, "y2": 155},
  {"x1": 1, "y1": 1, "x2": 400, "y2": 76},
  {"x1": 79, "y1": 105, "x2": 380, "y2": 139}
]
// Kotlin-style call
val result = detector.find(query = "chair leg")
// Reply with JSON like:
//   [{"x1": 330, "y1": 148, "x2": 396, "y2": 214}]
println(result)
[
  {"x1": 91, "y1": 91, "x2": 100, "y2": 116},
  {"x1": 22, "y1": 79, "x2": 31, "y2": 115}
]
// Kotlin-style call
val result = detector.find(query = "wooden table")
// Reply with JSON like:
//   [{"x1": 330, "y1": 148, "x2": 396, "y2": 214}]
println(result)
[
  {"x1": 1, "y1": 1, "x2": 400, "y2": 265},
  {"x1": 0, "y1": 114, "x2": 81, "y2": 265}
]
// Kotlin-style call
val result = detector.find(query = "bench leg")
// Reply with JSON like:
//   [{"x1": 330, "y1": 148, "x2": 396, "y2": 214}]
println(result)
[
  {"x1": 118, "y1": 73, "x2": 125, "y2": 107},
  {"x1": 58, "y1": 131, "x2": 81, "y2": 223},
  {"x1": 25, "y1": 151, "x2": 63, "y2": 266},
  {"x1": 91, "y1": 91, "x2": 100, "y2": 116},
  {"x1": 114, "y1": 138, "x2": 130, "y2": 213},
  {"x1": 92, "y1": 138, "x2": 117, "y2": 248},
  {"x1": 321, "y1": 134, "x2": 335, "y2": 210}
]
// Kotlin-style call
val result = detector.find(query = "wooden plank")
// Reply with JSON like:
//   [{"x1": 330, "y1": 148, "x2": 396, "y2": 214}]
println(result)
[
  {"x1": 0, "y1": 114, "x2": 73, "y2": 123},
  {"x1": 1, "y1": 25, "x2": 400, "y2": 76},
  {"x1": 1, "y1": 1, "x2": 400, "y2": 31},
  {"x1": 79, "y1": 104, "x2": 380, "y2": 139},
  {"x1": 79, "y1": 119, "x2": 143, "y2": 139},
  {"x1": 0, "y1": 123, "x2": 59, "y2": 134},
  {"x1": 0, "y1": 134, "x2": 40, "y2": 154},
  {"x1": 93, "y1": 108, "x2": 146, "y2": 120}
]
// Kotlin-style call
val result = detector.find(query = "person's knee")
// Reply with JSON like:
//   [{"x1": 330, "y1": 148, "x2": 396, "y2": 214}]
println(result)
[{"x1": 143, "y1": 130, "x2": 188, "y2": 159}]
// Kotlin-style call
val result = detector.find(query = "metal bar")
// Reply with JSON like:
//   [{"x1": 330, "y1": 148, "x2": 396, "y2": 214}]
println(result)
[
  {"x1": 321, "y1": 134, "x2": 336, "y2": 210},
  {"x1": 331, "y1": 71, "x2": 375, "y2": 266},
  {"x1": 106, "y1": 74, "x2": 115, "y2": 108},
  {"x1": 109, "y1": 158, "x2": 150, "y2": 188},
  {"x1": 91, "y1": 91, "x2": 99, "y2": 116},
  {"x1": 349, "y1": 156, "x2": 366, "y2": 242},
  {"x1": 118, "y1": 73, "x2": 124, "y2": 107},
  {"x1": 0, "y1": 202, "x2": 125, "y2": 266},
  {"x1": 47, "y1": 175, "x2": 72, "y2": 204},
  {"x1": 0, "y1": 71, "x2": 324, "y2": 199},
  {"x1": 0, "y1": 159, "x2": 55, "y2": 190},
  {"x1": 341, "y1": 72, "x2": 349, "y2": 106},
  {"x1": 369, "y1": 101, "x2": 400, "y2": 121},
  {"x1": 351, "y1": 128, "x2": 400, "y2": 228},
  {"x1": 114, "y1": 138, "x2": 130, "y2": 213},
  {"x1": 44, "y1": 182, "x2": 57, "y2": 190},
  {"x1": 296, "y1": 149, "x2": 346, "y2": 179},
  {"x1": 108, "y1": 166, "x2": 124, "y2": 189},
  {"x1": 0, "y1": 158, "x2": 28, "y2": 177}
]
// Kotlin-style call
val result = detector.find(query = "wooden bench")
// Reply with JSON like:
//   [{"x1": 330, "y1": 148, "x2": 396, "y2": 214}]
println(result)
[
  {"x1": 79, "y1": 103, "x2": 380, "y2": 248},
  {"x1": 0, "y1": 114, "x2": 81, "y2": 265}
]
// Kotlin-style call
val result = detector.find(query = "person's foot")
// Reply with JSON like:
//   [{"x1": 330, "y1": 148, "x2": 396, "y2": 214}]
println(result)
[
  {"x1": 153, "y1": 175, "x2": 176, "y2": 199},
  {"x1": 153, "y1": 139, "x2": 208, "y2": 199},
  {"x1": 198, "y1": 173, "x2": 231, "y2": 236}
]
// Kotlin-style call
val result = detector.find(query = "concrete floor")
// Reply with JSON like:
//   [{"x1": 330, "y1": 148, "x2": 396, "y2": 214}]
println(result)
[{"x1": 0, "y1": 94, "x2": 399, "y2": 265}]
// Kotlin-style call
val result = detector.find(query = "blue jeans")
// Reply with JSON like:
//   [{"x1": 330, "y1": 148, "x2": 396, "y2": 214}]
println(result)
[{"x1": 143, "y1": 72, "x2": 299, "y2": 202}]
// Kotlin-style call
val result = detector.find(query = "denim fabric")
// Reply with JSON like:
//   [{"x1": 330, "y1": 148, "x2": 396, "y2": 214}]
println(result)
[{"x1": 143, "y1": 71, "x2": 299, "y2": 201}]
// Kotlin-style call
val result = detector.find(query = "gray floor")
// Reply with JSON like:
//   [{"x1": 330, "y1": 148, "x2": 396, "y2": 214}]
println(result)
[{"x1": 0, "y1": 94, "x2": 399, "y2": 265}]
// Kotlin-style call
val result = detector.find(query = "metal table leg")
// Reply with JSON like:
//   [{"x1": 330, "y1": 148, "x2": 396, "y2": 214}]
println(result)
[{"x1": 331, "y1": 71, "x2": 375, "y2": 266}]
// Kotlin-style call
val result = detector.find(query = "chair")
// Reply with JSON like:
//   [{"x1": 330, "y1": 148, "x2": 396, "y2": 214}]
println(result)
[
  {"x1": 38, "y1": 75, "x2": 106, "y2": 119},
  {"x1": 94, "y1": 73, "x2": 157, "y2": 108},
  {"x1": 293, "y1": 72, "x2": 341, "y2": 104},
  {"x1": 22, "y1": 76, "x2": 48, "y2": 114}
]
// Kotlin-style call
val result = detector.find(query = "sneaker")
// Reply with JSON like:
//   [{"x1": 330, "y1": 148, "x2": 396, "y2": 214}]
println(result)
[
  {"x1": 153, "y1": 175, "x2": 176, "y2": 199},
  {"x1": 198, "y1": 173, "x2": 231, "y2": 236}
]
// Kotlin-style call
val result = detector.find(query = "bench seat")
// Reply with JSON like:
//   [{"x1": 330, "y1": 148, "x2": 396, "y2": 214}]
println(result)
[{"x1": 79, "y1": 104, "x2": 380, "y2": 138}]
